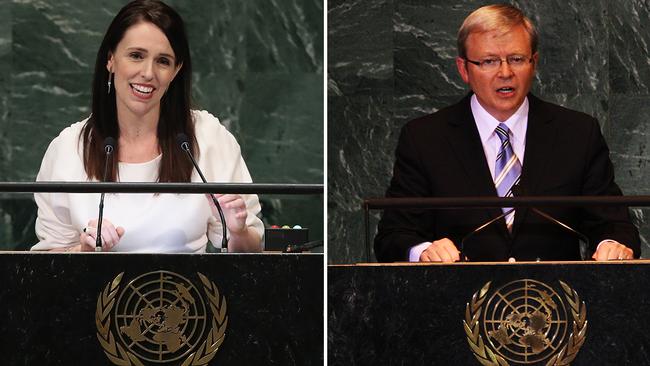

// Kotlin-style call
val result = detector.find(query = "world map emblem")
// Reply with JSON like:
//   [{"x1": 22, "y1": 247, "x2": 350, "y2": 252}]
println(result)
[
  {"x1": 463, "y1": 279, "x2": 587, "y2": 365},
  {"x1": 96, "y1": 271, "x2": 227, "y2": 365}
]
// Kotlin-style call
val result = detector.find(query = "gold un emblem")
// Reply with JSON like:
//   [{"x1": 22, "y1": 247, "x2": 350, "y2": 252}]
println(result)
[
  {"x1": 464, "y1": 279, "x2": 587, "y2": 365},
  {"x1": 96, "y1": 271, "x2": 228, "y2": 365}
]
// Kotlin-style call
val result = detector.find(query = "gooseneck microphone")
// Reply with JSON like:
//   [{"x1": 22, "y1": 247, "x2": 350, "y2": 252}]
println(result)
[
  {"x1": 96, "y1": 136, "x2": 116, "y2": 251},
  {"x1": 512, "y1": 184, "x2": 589, "y2": 246},
  {"x1": 176, "y1": 133, "x2": 228, "y2": 252},
  {"x1": 459, "y1": 184, "x2": 590, "y2": 261},
  {"x1": 459, "y1": 208, "x2": 515, "y2": 262}
]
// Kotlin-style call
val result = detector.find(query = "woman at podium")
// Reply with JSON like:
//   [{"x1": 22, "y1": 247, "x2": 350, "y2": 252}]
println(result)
[{"x1": 31, "y1": 0, "x2": 264, "y2": 253}]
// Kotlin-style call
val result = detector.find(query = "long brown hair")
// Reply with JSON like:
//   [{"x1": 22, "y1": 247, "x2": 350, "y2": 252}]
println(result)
[{"x1": 81, "y1": 0, "x2": 198, "y2": 182}]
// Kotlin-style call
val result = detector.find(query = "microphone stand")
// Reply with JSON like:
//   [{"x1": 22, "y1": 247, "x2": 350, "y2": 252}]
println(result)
[
  {"x1": 459, "y1": 208, "x2": 514, "y2": 262},
  {"x1": 177, "y1": 135, "x2": 228, "y2": 252},
  {"x1": 96, "y1": 138, "x2": 115, "y2": 251}
]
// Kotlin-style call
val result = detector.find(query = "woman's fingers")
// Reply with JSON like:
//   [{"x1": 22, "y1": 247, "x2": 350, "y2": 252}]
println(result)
[{"x1": 83, "y1": 218, "x2": 125, "y2": 251}]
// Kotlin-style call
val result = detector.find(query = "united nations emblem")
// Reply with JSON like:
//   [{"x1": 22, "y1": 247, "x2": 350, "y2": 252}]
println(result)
[
  {"x1": 463, "y1": 279, "x2": 587, "y2": 365},
  {"x1": 96, "y1": 271, "x2": 227, "y2": 365}
]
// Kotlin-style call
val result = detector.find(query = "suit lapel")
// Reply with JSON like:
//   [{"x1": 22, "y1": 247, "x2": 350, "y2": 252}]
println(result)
[
  {"x1": 445, "y1": 96, "x2": 510, "y2": 239},
  {"x1": 511, "y1": 95, "x2": 557, "y2": 238}
]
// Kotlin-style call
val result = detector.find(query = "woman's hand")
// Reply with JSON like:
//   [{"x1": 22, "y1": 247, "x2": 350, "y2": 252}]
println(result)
[
  {"x1": 205, "y1": 194, "x2": 262, "y2": 252},
  {"x1": 206, "y1": 194, "x2": 248, "y2": 234},
  {"x1": 79, "y1": 218, "x2": 125, "y2": 251}
]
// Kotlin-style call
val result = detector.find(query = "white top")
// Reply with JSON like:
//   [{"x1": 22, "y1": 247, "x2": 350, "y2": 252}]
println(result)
[{"x1": 32, "y1": 110, "x2": 264, "y2": 253}]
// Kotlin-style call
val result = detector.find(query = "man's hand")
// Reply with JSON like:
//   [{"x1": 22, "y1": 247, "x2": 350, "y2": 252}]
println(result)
[
  {"x1": 419, "y1": 238, "x2": 460, "y2": 263},
  {"x1": 591, "y1": 240, "x2": 634, "y2": 261}
]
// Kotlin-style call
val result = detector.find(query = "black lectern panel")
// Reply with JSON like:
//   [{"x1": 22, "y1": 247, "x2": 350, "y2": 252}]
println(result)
[
  {"x1": 328, "y1": 262, "x2": 650, "y2": 366},
  {"x1": 0, "y1": 253, "x2": 322, "y2": 365}
]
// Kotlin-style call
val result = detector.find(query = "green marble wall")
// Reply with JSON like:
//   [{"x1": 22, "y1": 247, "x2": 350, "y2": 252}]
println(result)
[{"x1": 0, "y1": 0, "x2": 323, "y2": 249}]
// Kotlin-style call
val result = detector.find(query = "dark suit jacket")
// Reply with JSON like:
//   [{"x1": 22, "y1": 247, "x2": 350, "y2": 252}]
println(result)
[{"x1": 374, "y1": 94, "x2": 640, "y2": 262}]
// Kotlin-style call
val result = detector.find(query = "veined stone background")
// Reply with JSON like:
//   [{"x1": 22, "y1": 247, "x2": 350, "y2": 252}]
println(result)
[
  {"x1": 328, "y1": 0, "x2": 650, "y2": 263},
  {"x1": 0, "y1": 0, "x2": 323, "y2": 250}
]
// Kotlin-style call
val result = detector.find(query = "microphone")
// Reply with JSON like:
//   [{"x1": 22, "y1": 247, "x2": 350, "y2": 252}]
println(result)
[
  {"x1": 283, "y1": 240, "x2": 324, "y2": 253},
  {"x1": 459, "y1": 207, "x2": 514, "y2": 262},
  {"x1": 512, "y1": 184, "x2": 589, "y2": 247},
  {"x1": 96, "y1": 136, "x2": 116, "y2": 252},
  {"x1": 176, "y1": 133, "x2": 228, "y2": 252}
]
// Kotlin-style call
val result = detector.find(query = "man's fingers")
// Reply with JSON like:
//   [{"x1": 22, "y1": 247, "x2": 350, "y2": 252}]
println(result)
[
  {"x1": 593, "y1": 242, "x2": 634, "y2": 261},
  {"x1": 420, "y1": 252, "x2": 430, "y2": 262},
  {"x1": 442, "y1": 245, "x2": 461, "y2": 262},
  {"x1": 436, "y1": 247, "x2": 452, "y2": 263},
  {"x1": 419, "y1": 238, "x2": 460, "y2": 263},
  {"x1": 428, "y1": 249, "x2": 442, "y2": 262}
]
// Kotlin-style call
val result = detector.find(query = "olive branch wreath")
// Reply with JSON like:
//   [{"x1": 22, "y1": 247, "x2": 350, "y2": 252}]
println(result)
[
  {"x1": 95, "y1": 272, "x2": 228, "y2": 366},
  {"x1": 544, "y1": 281, "x2": 588, "y2": 366},
  {"x1": 463, "y1": 280, "x2": 587, "y2": 366}
]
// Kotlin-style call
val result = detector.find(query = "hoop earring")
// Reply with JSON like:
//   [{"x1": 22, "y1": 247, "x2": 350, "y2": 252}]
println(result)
[{"x1": 107, "y1": 72, "x2": 113, "y2": 94}]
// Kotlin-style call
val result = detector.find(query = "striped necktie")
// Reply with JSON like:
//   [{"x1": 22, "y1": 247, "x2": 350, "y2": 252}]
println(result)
[{"x1": 494, "y1": 123, "x2": 521, "y2": 231}]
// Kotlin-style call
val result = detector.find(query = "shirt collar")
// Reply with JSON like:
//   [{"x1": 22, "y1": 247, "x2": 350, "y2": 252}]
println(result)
[{"x1": 471, "y1": 94, "x2": 529, "y2": 146}]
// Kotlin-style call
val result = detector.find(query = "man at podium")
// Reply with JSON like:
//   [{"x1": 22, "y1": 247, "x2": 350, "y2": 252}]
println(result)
[{"x1": 374, "y1": 4, "x2": 640, "y2": 263}]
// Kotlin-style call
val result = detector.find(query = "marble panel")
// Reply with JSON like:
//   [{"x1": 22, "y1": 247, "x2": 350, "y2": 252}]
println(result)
[
  {"x1": 192, "y1": 72, "x2": 244, "y2": 134},
  {"x1": 609, "y1": 95, "x2": 650, "y2": 194},
  {"x1": 522, "y1": 0, "x2": 609, "y2": 96},
  {"x1": 247, "y1": 0, "x2": 323, "y2": 73},
  {"x1": 394, "y1": 0, "x2": 609, "y2": 99},
  {"x1": 238, "y1": 73, "x2": 322, "y2": 184},
  {"x1": 12, "y1": 0, "x2": 114, "y2": 75},
  {"x1": 0, "y1": 196, "x2": 37, "y2": 250},
  {"x1": 0, "y1": 0, "x2": 12, "y2": 176},
  {"x1": 7, "y1": 71, "x2": 91, "y2": 181},
  {"x1": 608, "y1": 1, "x2": 650, "y2": 94},
  {"x1": 608, "y1": 95, "x2": 650, "y2": 257},
  {"x1": 328, "y1": 95, "x2": 395, "y2": 263},
  {"x1": 328, "y1": 0, "x2": 393, "y2": 96},
  {"x1": 238, "y1": 72, "x2": 323, "y2": 242},
  {"x1": 171, "y1": 0, "x2": 247, "y2": 74},
  {"x1": 394, "y1": 2, "x2": 473, "y2": 99}
]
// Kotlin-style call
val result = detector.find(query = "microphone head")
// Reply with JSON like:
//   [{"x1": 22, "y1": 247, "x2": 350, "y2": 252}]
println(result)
[
  {"x1": 176, "y1": 133, "x2": 190, "y2": 151},
  {"x1": 103, "y1": 136, "x2": 116, "y2": 154}
]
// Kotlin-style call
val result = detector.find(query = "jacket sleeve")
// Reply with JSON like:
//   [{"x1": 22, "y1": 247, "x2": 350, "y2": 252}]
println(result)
[
  {"x1": 374, "y1": 123, "x2": 436, "y2": 262},
  {"x1": 579, "y1": 118, "x2": 641, "y2": 257}
]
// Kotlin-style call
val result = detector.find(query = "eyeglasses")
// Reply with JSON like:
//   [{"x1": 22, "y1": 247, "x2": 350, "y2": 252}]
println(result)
[{"x1": 464, "y1": 55, "x2": 534, "y2": 71}]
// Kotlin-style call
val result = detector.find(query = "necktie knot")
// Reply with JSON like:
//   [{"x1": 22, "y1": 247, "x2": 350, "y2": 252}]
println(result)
[{"x1": 495, "y1": 123, "x2": 510, "y2": 143}]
